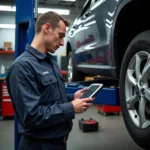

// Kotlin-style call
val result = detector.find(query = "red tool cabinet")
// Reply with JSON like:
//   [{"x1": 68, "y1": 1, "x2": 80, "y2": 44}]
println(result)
[
  {"x1": 96, "y1": 104, "x2": 121, "y2": 116},
  {"x1": 1, "y1": 83, "x2": 14, "y2": 118}
]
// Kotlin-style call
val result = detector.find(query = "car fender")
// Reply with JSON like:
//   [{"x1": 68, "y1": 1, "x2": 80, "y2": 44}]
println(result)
[{"x1": 111, "y1": 0, "x2": 133, "y2": 67}]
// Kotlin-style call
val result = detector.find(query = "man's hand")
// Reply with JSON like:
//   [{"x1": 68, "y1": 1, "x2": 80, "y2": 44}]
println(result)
[
  {"x1": 71, "y1": 97, "x2": 94, "y2": 114},
  {"x1": 74, "y1": 88, "x2": 88, "y2": 99}
]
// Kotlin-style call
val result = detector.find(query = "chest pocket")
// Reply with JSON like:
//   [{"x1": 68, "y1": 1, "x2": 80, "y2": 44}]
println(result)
[
  {"x1": 40, "y1": 75, "x2": 58, "y2": 104},
  {"x1": 41, "y1": 75, "x2": 57, "y2": 86}
]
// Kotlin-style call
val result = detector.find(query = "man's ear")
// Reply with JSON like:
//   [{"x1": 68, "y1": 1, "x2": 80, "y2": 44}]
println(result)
[{"x1": 43, "y1": 23, "x2": 52, "y2": 34}]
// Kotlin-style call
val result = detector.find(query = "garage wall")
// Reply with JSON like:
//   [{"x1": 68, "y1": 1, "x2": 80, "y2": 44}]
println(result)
[
  {"x1": 0, "y1": 11, "x2": 76, "y2": 67},
  {"x1": 0, "y1": 11, "x2": 15, "y2": 23},
  {"x1": 0, "y1": 12, "x2": 15, "y2": 72},
  {"x1": 0, "y1": 12, "x2": 15, "y2": 50}
]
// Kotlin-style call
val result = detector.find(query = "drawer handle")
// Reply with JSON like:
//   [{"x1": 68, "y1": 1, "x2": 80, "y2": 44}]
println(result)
[
  {"x1": 3, "y1": 99, "x2": 11, "y2": 102},
  {"x1": 2, "y1": 89, "x2": 7, "y2": 92},
  {"x1": 3, "y1": 91, "x2": 8, "y2": 94},
  {"x1": 2, "y1": 86, "x2": 7, "y2": 89},
  {"x1": 2, "y1": 94, "x2": 9, "y2": 97}
]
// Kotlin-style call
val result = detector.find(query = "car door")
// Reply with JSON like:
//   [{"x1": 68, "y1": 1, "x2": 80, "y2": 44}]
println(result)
[
  {"x1": 77, "y1": 0, "x2": 110, "y2": 67},
  {"x1": 72, "y1": 0, "x2": 92, "y2": 63}
]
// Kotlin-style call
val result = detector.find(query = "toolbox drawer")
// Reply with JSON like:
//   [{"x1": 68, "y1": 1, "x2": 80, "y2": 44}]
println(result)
[
  {"x1": 2, "y1": 83, "x2": 9, "y2": 98},
  {"x1": 1, "y1": 83, "x2": 14, "y2": 117},
  {"x1": 2, "y1": 99, "x2": 14, "y2": 116}
]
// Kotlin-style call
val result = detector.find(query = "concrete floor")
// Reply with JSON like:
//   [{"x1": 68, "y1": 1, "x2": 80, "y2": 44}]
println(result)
[{"x1": 0, "y1": 105, "x2": 143, "y2": 150}]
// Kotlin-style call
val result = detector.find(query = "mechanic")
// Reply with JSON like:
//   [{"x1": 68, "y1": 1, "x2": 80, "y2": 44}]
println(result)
[{"x1": 6, "y1": 11, "x2": 94, "y2": 150}]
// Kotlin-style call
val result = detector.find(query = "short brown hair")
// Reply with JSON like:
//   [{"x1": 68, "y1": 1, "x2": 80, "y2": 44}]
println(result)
[{"x1": 35, "y1": 11, "x2": 70, "y2": 34}]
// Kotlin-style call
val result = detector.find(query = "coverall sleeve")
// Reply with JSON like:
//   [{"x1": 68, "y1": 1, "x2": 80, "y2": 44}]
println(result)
[
  {"x1": 7, "y1": 62, "x2": 75, "y2": 129},
  {"x1": 66, "y1": 94, "x2": 74, "y2": 102}
]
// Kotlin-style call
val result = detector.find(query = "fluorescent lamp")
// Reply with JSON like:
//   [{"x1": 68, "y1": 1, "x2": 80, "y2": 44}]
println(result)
[
  {"x1": 0, "y1": 6, "x2": 16, "y2": 12},
  {"x1": 0, "y1": 5, "x2": 70, "y2": 15},
  {"x1": 63, "y1": 0, "x2": 76, "y2": 1},
  {"x1": 0, "y1": 24, "x2": 15, "y2": 29},
  {"x1": 38, "y1": 8, "x2": 70, "y2": 15}
]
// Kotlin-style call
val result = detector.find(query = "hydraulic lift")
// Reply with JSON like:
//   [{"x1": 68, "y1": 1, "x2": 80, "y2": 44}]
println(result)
[
  {"x1": 65, "y1": 79, "x2": 121, "y2": 115},
  {"x1": 14, "y1": 0, "x2": 121, "y2": 149},
  {"x1": 14, "y1": 0, "x2": 36, "y2": 149},
  {"x1": 65, "y1": 80, "x2": 121, "y2": 132},
  {"x1": 66, "y1": 80, "x2": 119, "y2": 106}
]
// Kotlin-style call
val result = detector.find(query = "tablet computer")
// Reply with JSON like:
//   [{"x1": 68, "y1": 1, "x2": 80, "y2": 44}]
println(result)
[{"x1": 79, "y1": 83, "x2": 103, "y2": 99}]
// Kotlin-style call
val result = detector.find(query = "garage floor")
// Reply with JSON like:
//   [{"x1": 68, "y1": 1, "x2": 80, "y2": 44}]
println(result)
[{"x1": 0, "y1": 105, "x2": 143, "y2": 150}]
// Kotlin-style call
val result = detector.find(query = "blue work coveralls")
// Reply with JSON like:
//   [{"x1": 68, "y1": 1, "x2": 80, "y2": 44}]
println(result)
[{"x1": 6, "y1": 44, "x2": 75, "y2": 150}]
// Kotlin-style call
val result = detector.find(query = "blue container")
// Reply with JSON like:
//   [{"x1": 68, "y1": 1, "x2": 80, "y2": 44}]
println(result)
[
  {"x1": 0, "y1": 73, "x2": 6, "y2": 79},
  {"x1": 65, "y1": 83, "x2": 120, "y2": 106}
]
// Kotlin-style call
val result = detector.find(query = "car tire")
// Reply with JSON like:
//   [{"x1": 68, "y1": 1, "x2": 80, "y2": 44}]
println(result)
[
  {"x1": 67, "y1": 52, "x2": 85, "y2": 82},
  {"x1": 119, "y1": 30, "x2": 150, "y2": 149}
]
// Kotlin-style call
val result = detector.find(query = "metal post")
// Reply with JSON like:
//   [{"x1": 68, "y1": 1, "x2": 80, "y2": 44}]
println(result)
[
  {"x1": 34, "y1": 0, "x2": 39, "y2": 19},
  {"x1": 15, "y1": 0, "x2": 35, "y2": 149},
  {"x1": 14, "y1": 115, "x2": 19, "y2": 150}
]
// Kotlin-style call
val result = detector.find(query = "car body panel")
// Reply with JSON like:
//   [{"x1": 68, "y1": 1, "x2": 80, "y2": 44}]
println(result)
[
  {"x1": 67, "y1": 0, "x2": 132, "y2": 78},
  {"x1": 111, "y1": 0, "x2": 132, "y2": 69}
]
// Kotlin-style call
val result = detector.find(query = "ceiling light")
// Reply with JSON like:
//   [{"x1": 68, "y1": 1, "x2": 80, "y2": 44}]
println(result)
[
  {"x1": 38, "y1": 8, "x2": 70, "y2": 15},
  {"x1": 0, "y1": 6, "x2": 16, "y2": 12},
  {"x1": 63, "y1": 0, "x2": 76, "y2": 2},
  {"x1": 0, "y1": 24, "x2": 15, "y2": 29},
  {"x1": 0, "y1": 5, "x2": 70, "y2": 15}
]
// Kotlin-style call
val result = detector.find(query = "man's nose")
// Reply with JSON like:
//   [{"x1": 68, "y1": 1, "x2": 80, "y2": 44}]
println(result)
[{"x1": 60, "y1": 39, "x2": 64, "y2": 46}]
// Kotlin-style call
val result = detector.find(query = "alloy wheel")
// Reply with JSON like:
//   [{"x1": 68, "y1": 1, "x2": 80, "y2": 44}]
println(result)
[
  {"x1": 67, "y1": 57, "x2": 73, "y2": 82},
  {"x1": 125, "y1": 51, "x2": 150, "y2": 129}
]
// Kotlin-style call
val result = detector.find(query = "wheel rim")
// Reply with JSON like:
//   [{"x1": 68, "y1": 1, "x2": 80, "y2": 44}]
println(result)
[
  {"x1": 67, "y1": 57, "x2": 73, "y2": 82},
  {"x1": 125, "y1": 51, "x2": 150, "y2": 129}
]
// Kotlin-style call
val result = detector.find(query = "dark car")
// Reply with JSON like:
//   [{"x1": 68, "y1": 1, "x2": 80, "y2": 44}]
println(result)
[{"x1": 66, "y1": 0, "x2": 150, "y2": 149}]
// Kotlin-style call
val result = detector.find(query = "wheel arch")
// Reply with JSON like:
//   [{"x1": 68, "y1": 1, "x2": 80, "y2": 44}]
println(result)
[
  {"x1": 66, "y1": 42, "x2": 72, "y2": 57},
  {"x1": 112, "y1": 0, "x2": 150, "y2": 77}
]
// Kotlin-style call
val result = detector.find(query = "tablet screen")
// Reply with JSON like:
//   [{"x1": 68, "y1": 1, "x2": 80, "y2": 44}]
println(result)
[{"x1": 79, "y1": 84, "x2": 103, "y2": 99}]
